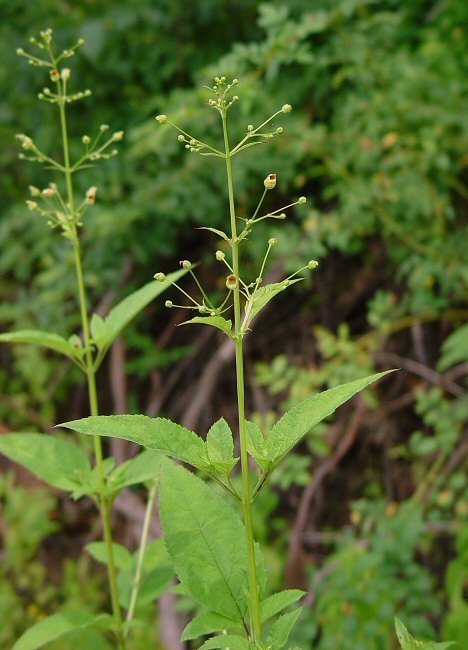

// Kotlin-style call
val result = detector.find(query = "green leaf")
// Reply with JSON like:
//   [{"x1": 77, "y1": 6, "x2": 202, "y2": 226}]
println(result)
[
  {"x1": 118, "y1": 565, "x2": 174, "y2": 609},
  {"x1": 198, "y1": 226, "x2": 231, "y2": 242},
  {"x1": 248, "y1": 279, "x2": 302, "y2": 321},
  {"x1": 206, "y1": 418, "x2": 239, "y2": 476},
  {"x1": 260, "y1": 589, "x2": 305, "y2": 624},
  {"x1": 12, "y1": 611, "x2": 112, "y2": 650},
  {"x1": 181, "y1": 316, "x2": 233, "y2": 338},
  {"x1": 266, "y1": 608, "x2": 302, "y2": 650},
  {"x1": 246, "y1": 421, "x2": 269, "y2": 471},
  {"x1": 0, "y1": 433, "x2": 92, "y2": 493},
  {"x1": 199, "y1": 635, "x2": 256, "y2": 649},
  {"x1": 394, "y1": 618, "x2": 455, "y2": 649},
  {"x1": 141, "y1": 538, "x2": 170, "y2": 573},
  {"x1": 109, "y1": 449, "x2": 164, "y2": 492},
  {"x1": 106, "y1": 269, "x2": 185, "y2": 339},
  {"x1": 438, "y1": 324, "x2": 468, "y2": 371},
  {"x1": 159, "y1": 461, "x2": 250, "y2": 622},
  {"x1": 60, "y1": 414, "x2": 210, "y2": 470},
  {"x1": 90, "y1": 313, "x2": 109, "y2": 348},
  {"x1": 85, "y1": 541, "x2": 133, "y2": 574},
  {"x1": 0, "y1": 330, "x2": 77, "y2": 360},
  {"x1": 267, "y1": 370, "x2": 396, "y2": 463},
  {"x1": 181, "y1": 611, "x2": 240, "y2": 642}
]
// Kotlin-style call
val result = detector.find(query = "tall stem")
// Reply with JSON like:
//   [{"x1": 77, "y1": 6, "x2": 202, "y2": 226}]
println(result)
[
  {"x1": 222, "y1": 112, "x2": 262, "y2": 642},
  {"x1": 58, "y1": 97, "x2": 125, "y2": 649}
]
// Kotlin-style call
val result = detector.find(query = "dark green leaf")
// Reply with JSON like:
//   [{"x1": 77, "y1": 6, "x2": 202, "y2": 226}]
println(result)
[
  {"x1": 266, "y1": 608, "x2": 302, "y2": 650},
  {"x1": 85, "y1": 541, "x2": 132, "y2": 574},
  {"x1": 206, "y1": 418, "x2": 239, "y2": 476},
  {"x1": 260, "y1": 589, "x2": 305, "y2": 624},
  {"x1": 246, "y1": 421, "x2": 269, "y2": 470},
  {"x1": 181, "y1": 611, "x2": 240, "y2": 642},
  {"x1": 0, "y1": 330, "x2": 77, "y2": 360},
  {"x1": 109, "y1": 449, "x2": 164, "y2": 491},
  {"x1": 248, "y1": 279, "x2": 302, "y2": 321},
  {"x1": 181, "y1": 316, "x2": 233, "y2": 338},
  {"x1": 199, "y1": 635, "x2": 256, "y2": 649}
]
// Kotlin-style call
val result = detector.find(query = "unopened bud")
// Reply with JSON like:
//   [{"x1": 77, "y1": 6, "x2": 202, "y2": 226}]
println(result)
[
  {"x1": 274, "y1": 213, "x2": 286, "y2": 220},
  {"x1": 49, "y1": 69, "x2": 60, "y2": 82},
  {"x1": 281, "y1": 104, "x2": 292, "y2": 113},
  {"x1": 154, "y1": 272, "x2": 166, "y2": 282},
  {"x1": 268, "y1": 238, "x2": 277, "y2": 247},
  {"x1": 247, "y1": 124, "x2": 254, "y2": 132},
  {"x1": 177, "y1": 135, "x2": 185, "y2": 142},
  {"x1": 112, "y1": 130, "x2": 124, "y2": 141},
  {"x1": 165, "y1": 300, "x2": 173, "y2": 308},
  {"x1": 156, "y1": 114, "x2": 168, "y2": 124},
  {"x1": 26, "y1": 200, "x2": 38, "y2": 211},
  {"x1": 42, "y1": 187, "x2": 55, "y2": 198},
  {"x1": 29, "y1": 185, "x2": 41, "y2": 197},
  {"x1": 226, "y1": 274, "x2": 237, "y2": 290},
  {"x1": 99, "y1": 124, "x2": 109, "y2": 132},
  {"x1": 215, "y1": 250, "x2": 225, "y2": 261},
  {"x1": 264, "y1": 173, "x2": 277, "y2": 190},
  {"x1": 82, "y1": 135, "x2": 91, "y2": 145},
  {"x1": 86, "y1": 186, "x2": 97, "y2": 205},
  {"x1": 180, "y1": 260, "x2": 192, "y2": 269},
  {"x1": 307, "y1": 260, "x2": 319, "y2": 269},
  {"x1": 298, "y1": 196, "x2": 307, "y2": 204},
  {"x1": 61, "y1": 68, "x2": 70, "y2": 81}
]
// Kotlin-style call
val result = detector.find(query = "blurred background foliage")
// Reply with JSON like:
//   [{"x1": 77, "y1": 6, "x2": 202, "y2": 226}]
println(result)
[{"x1": 0, "y1": 0, "x2": 467, "y2": 648}]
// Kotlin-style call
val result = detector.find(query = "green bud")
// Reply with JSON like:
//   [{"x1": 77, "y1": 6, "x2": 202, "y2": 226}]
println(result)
[
  {"x1": 82, "y1": 135, "x2": 91, "y2": 145},
  {"x1": 156, "y1": 114, "x2": 168, "y2": 124},
  {"x1": 298, "y1": 196, "x2": 307, "y2": 204},
  {"x1": 154, "y1": 272, "x2": 166, "y2": 282},
  {"x1": 281, "y1": 104, "x2": 292, "y2": 113},
  {"x1": 165, "y1": 300, "x2": 173, "y2": 308},
  {"x1": 226, "y1": 274, "x2": 237, "y2": 290},
  {"x1": 215, "y1": 250, "x2": 225, "y2": 261},
  {"x1": 307, "y1": 260, "x2": 319, "y2": 269},
  {"x1": 177, "y1": 135, "x2": 185, "y2": 142},
  {"x1": 268, "y1": 238, "x2": 277, "y2": 246},
  {"x1": 264, "y1": 173, "x2": 277, "y2": 190},
  {"x1": 180, "y1": 260, "x2": 192, "y2": 269}
]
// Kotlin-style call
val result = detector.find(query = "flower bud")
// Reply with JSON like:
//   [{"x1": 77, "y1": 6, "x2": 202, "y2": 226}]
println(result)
[
  {"x1": 154, "y1": 272, "x2": 166, "y2": 282},
  {"x1": 86, "y1": 186, "x2": 97, "y2": 205},
  {"x1": 26, "y1": 200, "x2": 38, "y2": 211},
  {"x1": 215, "y1": 250, "x2": 225, "y2": 261},
  {"x1": 49, "y1": 69, "x2": 60, "y2": 82},
  {"x1": 281, "y1": 104, "x2": 292, "y2": 113},
  {"x1": 298, "y1": 196, "x2": 307, "y2": 204},
  {"x1": 226, "y1": 274, "x2": 237, "y2": 290},
  {"x1": 100, "y1": 124, "x2": 109, "y2": 132},
  {"x1": 177, "y1": 135, "x2": 185, "y2": 142},
  {"x1": 165, "y1": 300, "x2": 173, "y2": 308},
  {"x1": 307, "y1": 260, "x2": 319, "y2": 269},
  {"x1": 82, "y1": 135, "x2": 91, "y2": 145},
  {"x1": 42, "y1": 187, "x2": 55, "y2": 198},
  {"x1": 274, "y1": 213, "x2": 286, "y2": 220},
  {"x1": 264, "y1": 173, "x2": 277, "y2": 190},
  {"x1": 112, "y1": 131, "x2": 124, "y2": 141},
  {"x1": 156, "y1": 114, "x2": 168, "y2": 124},
  {"x1": 61, "y1": 68, "x2": 70, "y2": 81},
  {"x1": 268, "y1": 238, "x2": 277, "y2": 247},
  {"x1": 180, "y1": 260, "x2": 192, "y2": 269},
  {"x1": 247, "y1": 124, "x2": 254, "y2": 132},
  {"x1": 29, "y1": 185, "x2": 40, "y2": 197}
]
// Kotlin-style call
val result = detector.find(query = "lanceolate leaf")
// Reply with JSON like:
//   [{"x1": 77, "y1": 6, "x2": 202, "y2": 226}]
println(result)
[
  {"x1": 0, "y1": 330, "x2": 77, "y2": 360},
  {"x1": 12, "y1": 611, "x2": 112, "y2": 650},
  {"x1": 199, "y1": 635, "x2": 256, "y2": 649},
  {"x1": 260, "y1": 589, "x2": 305, "y2": 624},
  {"x1": 246, "y1": 420, "x2": 269, "y2": 471},
  {"x1": 266, "y1": 370, "x2": 395, "y2": 464},
  {"x1": 181, "y1": 611, "x2": 240, "y2": 642},
  {"x1": 159, "y1": 461, "x2": 250, "y2": 623},
  {"x1": 248, "y1": 279, "x2": 302, "y2": 322},
  {"x1": 100, "y1": 269, "x2": 186, "y2": 354},
  {"x1": 198, "y1": 226, "x2": 231, "y2": 242},
  {"x1": 266, "y1": 608, "x2": 303, "y2": 650},
  {"x1": 0, "y1": 433, "x2": 91, "y2": 493},
  {"x1": 394, "y1": 618, "x2": 455, "y2": 650},
  {"x1": 60, "y1": 415, "x2": 210, "y2": 470},
  {"x1": 181, "y1": 316, "x2": 234, "y2": 338}
]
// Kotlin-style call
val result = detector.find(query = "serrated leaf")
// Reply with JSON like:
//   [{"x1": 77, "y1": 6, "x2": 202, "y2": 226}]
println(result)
[
  {"x1": 60, "y1": 414, "x2": 210, "y2": 470},
  {"x1": 181, "y1": 316, "x2": 233, "y2": 338},
  {"x1": 394, "y1": 618, "x2": 455, "y2": 650},
  {"x1": 206, "y1": 418, "x2": 239, "y2": 476},
  {"x1": 85, "y1": 541, "x2": 133, "y2": 574},
  {"x1": 198, "y1": 226, "x2": 231, "y2": 242},
  {"x1": 199, "y1": 635, "x2": 256, "y2": 649},
  {"x1": 260, "y1": 589, "x2": 305, "y2": 624},
  {"x1": 12, "y1": 611, "x2": 112, "y2": 650},
  {"x1": 181, "y1": 611, "x2": 240, "y2": 642},
  {"x1": 99, "y1": 269, "x2": 186, "y2": 355},
  {"x1": 267, "y1": 370, "x2": 396, "y2": 463},
  {"x1": 248, "y1": 279, "x2": 302, "y2": 321},
  {"x1": 0, "y1": 330, "x2": 77, "y2": 360},
  {"x1": 266, "y1": 608, "x2": 302, "y2": 649},
  {"x1": 246, "y1": 421, "x2": 269, "y2": 470},
  {"x1": 109, "y1": 449, "x2": 164, "y2": 492},
  {"x1": 159, "y1": 462, "x2": 250, "y2": 623},
  {"x1": 0, "y1": 433, "x2": 92, "y2": 492}
]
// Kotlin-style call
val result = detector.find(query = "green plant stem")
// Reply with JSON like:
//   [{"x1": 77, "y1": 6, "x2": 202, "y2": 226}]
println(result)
[
  {"x1": 58, "y1": 93, "x2": 125, "y2": 649},
  {"x1": 222, "y1": 111, "x2": 262, "y2": 644},
  {"x1": 125, "y1": 483, "x2": 157, "y2": 636}
]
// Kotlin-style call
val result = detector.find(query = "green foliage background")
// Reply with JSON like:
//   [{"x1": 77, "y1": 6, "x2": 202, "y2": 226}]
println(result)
[{"x1": 0, "y1": 1, "x2": 467, "y2": 648}]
